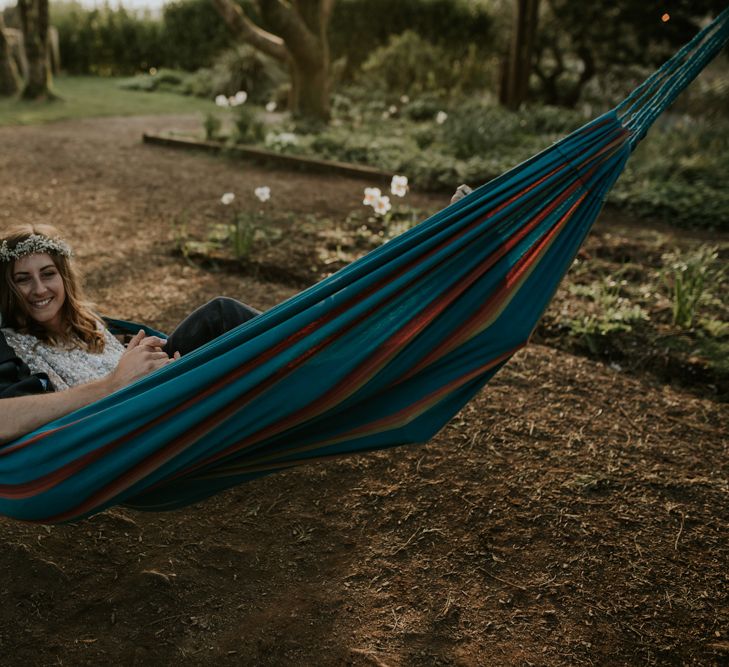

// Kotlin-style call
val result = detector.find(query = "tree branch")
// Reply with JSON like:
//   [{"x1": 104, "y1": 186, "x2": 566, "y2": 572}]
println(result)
[
  {"x1": 211, "y1": 0, "x2": 288, "y2": 62},
  {"x1": 260, "y1": 0, "x2": 321, "y2": 63}
]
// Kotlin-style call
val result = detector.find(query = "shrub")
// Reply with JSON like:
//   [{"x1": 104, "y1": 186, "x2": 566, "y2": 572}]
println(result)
[
  {"x1": 233, "y1": 105, "x2": 265, "y2": 144},
  {"x1": 161, "y1": 0, "x2": 256, "y2": 71},
  {"x1": 361, "y1": 31, "x2": 482, "y2": 98},
  {"x1": 185, "y1": 44, "x2": 286, "y2": 102},
  {"x1": 329, "y1": 0, "x2": 497, "y2": 80},
  {"x1": 52, "y1": 1, "x2": 164, "y2": 75}
]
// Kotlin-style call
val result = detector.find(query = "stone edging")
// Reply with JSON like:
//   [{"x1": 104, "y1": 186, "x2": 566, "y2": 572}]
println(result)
[{"x1": 142, "y1": 133, "x2": 394, "y2": 184}]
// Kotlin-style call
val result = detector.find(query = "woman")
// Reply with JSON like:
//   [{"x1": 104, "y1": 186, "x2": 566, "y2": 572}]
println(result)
[
  {"x1": 0, "y1": 187, "x2": 473, "y2": 443},
  {"x1": 0, "y1": 223, "x2": 260, "y2": 443}
]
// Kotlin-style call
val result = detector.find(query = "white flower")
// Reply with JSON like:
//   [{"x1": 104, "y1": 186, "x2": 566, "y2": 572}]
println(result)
[
  {"x1": 390, "y1": 175, "x2": 409, "y2": 197},
  {"x1": 265, "y1": 101, "x2": 277, "y2": 112},
  {"x1": 400, "y1": 94, "x2": 410, "y2": 104},
  {"x1": 388, "y1": 105, "x2": 397, "y2": 115},
  {"x1": 278, "y1": 132, "x2": 297, "y2": 145},
  {"x1": 373, "y1": 195, "x2": 392, "y2": 216},
  {"x1": 254, "y1": 186, "x2": 271, "y2": 202},
  {"x1": 229, "y1": 90, "x2": 247, "y2": 107},
  {"x1": 381, "y1": 110, "x2": 390, "y2": 119},
  {"x1": 435, "y1": 110, "x2": 448, "y2": 125},
  {"x1": 221, "y1": 192, "x2": 235, "y2": 205},
  {"x1": 363, "y1": 187, "x2": 381, "y2": 207},
  {"x1": 215, "y1": 95, "x2": 229, "y2": 107}
]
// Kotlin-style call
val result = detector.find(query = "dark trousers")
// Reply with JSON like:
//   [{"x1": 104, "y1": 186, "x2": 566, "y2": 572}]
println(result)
[{"x1": 164, "y1": 297, "x2": 261, "y2": 357}]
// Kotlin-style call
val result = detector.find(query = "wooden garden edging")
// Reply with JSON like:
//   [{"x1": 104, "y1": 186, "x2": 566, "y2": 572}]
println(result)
[{"x1": 142, "y1": 133, "x2": 394, "y2": 184}]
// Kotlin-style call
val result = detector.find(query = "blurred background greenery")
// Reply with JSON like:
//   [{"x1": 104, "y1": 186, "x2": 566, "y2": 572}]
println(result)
[{"x1": 1, "y1": 0, "x2": 727, "y2": 229}]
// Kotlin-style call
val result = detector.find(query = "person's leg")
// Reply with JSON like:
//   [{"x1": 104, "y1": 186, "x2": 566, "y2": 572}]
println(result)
[{"x1": 164, "y1": 297, "x2": 261, "y2": 357}]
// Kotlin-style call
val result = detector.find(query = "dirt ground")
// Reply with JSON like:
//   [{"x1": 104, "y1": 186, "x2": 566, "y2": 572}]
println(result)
[{"x1": 0, "y1": 115, "x2": 727, "y2": 666}]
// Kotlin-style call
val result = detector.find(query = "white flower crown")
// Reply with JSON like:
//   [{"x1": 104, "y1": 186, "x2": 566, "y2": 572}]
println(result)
[{"x1": 0, "y1": 234, "x2": 73, "y2": 263}]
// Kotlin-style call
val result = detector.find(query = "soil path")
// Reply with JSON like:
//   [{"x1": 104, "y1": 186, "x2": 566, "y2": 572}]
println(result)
[{"x1": 0, "y1": 116, "x2": 726, "y2": 666}]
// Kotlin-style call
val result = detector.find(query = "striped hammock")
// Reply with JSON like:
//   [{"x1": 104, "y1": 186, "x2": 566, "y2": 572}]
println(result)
[{"x1": 2, "y1": 9, "x2": 728, "y2": 522}]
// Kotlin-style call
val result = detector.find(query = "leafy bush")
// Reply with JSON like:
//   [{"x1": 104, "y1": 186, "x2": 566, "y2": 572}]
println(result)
[
  {"x1": 329, "y1": 0, "x2": 497, "y2": 80},
  {"x1": 118, "y1": 68, "x2": 191, "y2": 93},
  {"x1": 610, "y1": 114, "x2": 729, "y2": 229},
  {"x1": 360, "y1": 31, "x2": 449, "y2": 97},
  {"x1": 185, "y1": 45, "x2": 286, "y2": 102},
  {"x1": 233, "y1": 105, "x2": 265, "y2": 143},
  {"x1": 52, "y1": 1, "x2": 165, "y2": 75},
  {"x1": 161, "y1": 0, "x2": 241, "y2": 70},
  {"x1": 360, "y1": 31, "x2": 489, "y2": 98}
]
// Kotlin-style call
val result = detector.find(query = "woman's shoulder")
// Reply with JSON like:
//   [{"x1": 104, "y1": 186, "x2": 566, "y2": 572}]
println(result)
[{"x1": 0, "y1": 327, "x2": 42, "y2": 360}]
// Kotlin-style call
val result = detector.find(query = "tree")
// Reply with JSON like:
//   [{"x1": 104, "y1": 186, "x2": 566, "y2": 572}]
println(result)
[
  {"x1": 500, "y1": 0, "x2": 540, "y2": 110},
  {"x1": 17, "y1": 0, "x2": 54, "y2": 99},
  {"x1": 0, "y1": 15, "x2": 21, "y2": 96},
  {"x1": 533, "y1": 0, "x2": 729, "y2": 108},
  {"x1": 212, "y1": 0, "x2": 334, "y2": 121}
]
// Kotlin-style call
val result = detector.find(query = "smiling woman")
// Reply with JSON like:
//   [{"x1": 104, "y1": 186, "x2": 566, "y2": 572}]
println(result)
[{"x1": 0, "y1": 224, "x2": 260, "y2": 443}]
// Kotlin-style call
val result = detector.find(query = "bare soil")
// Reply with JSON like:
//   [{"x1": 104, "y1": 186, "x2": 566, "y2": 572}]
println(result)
[{"x1": 0, "y1": 115, "x2": 727, "y2": 667}]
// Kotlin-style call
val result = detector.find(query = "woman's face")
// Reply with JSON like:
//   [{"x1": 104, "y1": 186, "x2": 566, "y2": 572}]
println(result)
[{"x1": 11, "y1": 253, "x2": 66, "y2": 332}]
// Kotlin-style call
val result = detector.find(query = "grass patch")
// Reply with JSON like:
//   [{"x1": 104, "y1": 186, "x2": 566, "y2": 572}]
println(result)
[{"x1": 0, "y1": 76, "x2": 214, "y2": 127}]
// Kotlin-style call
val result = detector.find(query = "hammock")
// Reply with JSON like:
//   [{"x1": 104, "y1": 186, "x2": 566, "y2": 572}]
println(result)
[{"x1": 2, "y1": 10, "x2": 728, "y2": 523}]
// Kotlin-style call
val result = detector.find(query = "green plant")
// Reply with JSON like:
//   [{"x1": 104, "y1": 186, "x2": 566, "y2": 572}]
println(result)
[
  {"x1": 360, "y1": 31, "x2": 456, "y2": 97},
  {"x1": 564, "y1": 278, "x2": 648, "y2": 353},
  {"x1": 231, "y1": 215, "x2": 257, "y2": 259},
  {"x1": 202, "y1": 112, "x2": 221, "y2": 141},
  {"x1": 663, "y1": 245, "x2": 724, "y2": 329},
  {"x1": 233, "y1": 105, "x2": 265, "y2": 144}
]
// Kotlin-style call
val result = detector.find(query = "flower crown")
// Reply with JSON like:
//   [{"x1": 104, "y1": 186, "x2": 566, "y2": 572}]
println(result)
[{"x1": 0, "y1": 234, "x2": 73, "y2": 263}]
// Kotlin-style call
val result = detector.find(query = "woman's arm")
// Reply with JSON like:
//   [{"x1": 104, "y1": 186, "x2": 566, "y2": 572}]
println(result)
[
  {"x1": 0, "y1": 374, "x2": 119, "y2": 444},
  {"x1": 0, "y1": 330, "x2": 178, "y2": 444}
]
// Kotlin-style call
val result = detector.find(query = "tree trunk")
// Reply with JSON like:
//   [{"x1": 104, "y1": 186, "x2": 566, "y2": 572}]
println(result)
[
  {"x1": 212, "y1": 0, "x2": 332, "y2": 122},
  {"x1": 0, "y1": 18, "x2": 21, "y2": 96},
  {"x1": 501, "y1": 0, "x2": 540, "y2": 110},
  {"x1": 18, "y1": 0, "x2": 53, "y2": 100}
]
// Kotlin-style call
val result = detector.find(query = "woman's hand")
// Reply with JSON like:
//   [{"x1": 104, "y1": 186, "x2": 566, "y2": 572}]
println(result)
[
  {"x1": 108, "y1": 330, "x2": 179, "y2": 391},
  {"x1": 451, "y1": 184, "x2": 473, "y2": 204}
]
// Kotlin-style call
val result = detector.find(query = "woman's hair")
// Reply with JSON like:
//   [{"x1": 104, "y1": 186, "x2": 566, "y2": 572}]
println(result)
[{"x1": 0, "y1": 224, "x2": 105, "y2": 352}]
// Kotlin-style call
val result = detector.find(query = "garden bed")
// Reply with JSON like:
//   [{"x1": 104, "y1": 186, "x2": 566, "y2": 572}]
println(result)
[{"x1": 143, "y1": 131, "x2": 395, "y2": 184}]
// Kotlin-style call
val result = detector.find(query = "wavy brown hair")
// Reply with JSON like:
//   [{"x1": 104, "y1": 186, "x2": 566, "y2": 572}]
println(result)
[{"x1": 0, "y1": 224, "x2": 105, "y2": 352}]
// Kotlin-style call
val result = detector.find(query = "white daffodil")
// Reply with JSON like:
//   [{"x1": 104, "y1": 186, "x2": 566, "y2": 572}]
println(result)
[
  {"x1": 436, "y1": 110, "x2": 448, "y2": 125},
  {"x1": 373, "y1": 195, "x2": 392, "y2": 216},
  {"x1": 400, "y1": 94, "x2": 410, "y2": 104},
  {"x1": 388, "y1": 105, "x2": 397, "y2": 115},
  {"x1": 363, "y1": 187, "x2": 382, "y2": 207},
  {"x1": 254, "y1": 186, "x2": 271, "y2": 202},
  {"x1": 221, "y1": 192, "x2": 235, "y2": 205},
  {"x1": 215, "y1": 95, "x2": 229, "y2": 107},
  {"x1": 265, "y1": 101, "x2": 277, "y2": 112},
  {"x1": 230, "y1": 90, "x2": 247, "y2": 107},
  {"x1": 390, "y1": 175, "x2": 409, "y2": 197}
]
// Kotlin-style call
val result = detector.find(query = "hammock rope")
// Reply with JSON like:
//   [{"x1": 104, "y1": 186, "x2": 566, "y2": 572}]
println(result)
[{"x1": 2, "y1": 9, "x2": 728, "y2": 522}]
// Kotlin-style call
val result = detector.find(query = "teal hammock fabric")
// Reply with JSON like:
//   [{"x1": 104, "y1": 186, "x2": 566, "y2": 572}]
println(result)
[{"x1": 2, "y1": 9, "x2": 728, "y2": 522}]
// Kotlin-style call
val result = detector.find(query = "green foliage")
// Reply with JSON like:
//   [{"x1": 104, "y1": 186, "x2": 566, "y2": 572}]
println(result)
[
  {"x1": 233, "y1": 105, "x2": 265, "y2": 144},
  {"x1": 662, "y1": 245, "x2": 725, "y2": 328},
  {"x1": 203, "y1": 112, "x2": 222, "y2": 141},
  {"x1": 533, "y1": 0, "x2": 729, "y2": 107},
  {"x1": 185, "y1": 45, "x2": 286, "y2": 102},
  {"x1": 117, "y1": 68, "x2": 191, "y2": 93},
  {"x1": 231, "y1": 215, "x2": 257, "y2": 259},
  {"x1": 329, "y1": 0, "x2": 497, "y2": 80},
  {"x1": 161, "y1": 0, "x2": 243, "y2": 71},
  {"x1": 565, "y1": 277, "x2": 648, "y2": 353},
  {"x1": 610, "y1": 114, "x2": 729, "y2": 229},
  {"x1": 360, "y1": 31, "x2": 488, "y2": 97},
  {"x1": 51, "y1": 1, "x2": 164, "y2": 75}
]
